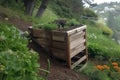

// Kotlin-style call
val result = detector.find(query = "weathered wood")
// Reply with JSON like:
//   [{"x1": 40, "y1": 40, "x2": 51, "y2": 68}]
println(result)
[
  {"x1": 70, "y1": 44, "x2": 86, "y2": 58},
  {"x1": 52, "y1": 41, "x2": 66, "y2": 49},
  {"x1": 52, "y1": 36, "x2": 65, "y2": 41},
  {"x1": 70, "y1": 38, "x2": 86, "y2": 49},
  {"x1": 65, "y1": 33, "x2": 71, "y2": 68},
  {"x1": 71, "y1": 55, "x2": 87, "y2": 69},
  {"x1": 66, "y1": 25, "x2": 86, "y2": 36},
  {"x1": 69, "y1": 31, "x2": 85, "y2": 42},
  {"x1": 30, "y1": 28, "x2": 52, "y2": 38},
  {"x1": 84, "y1": 29, "x2": 88, "y2": 61},
  {"x1": 52, "y1": 31, "x2": 65, "y2": 41},
  {"x1": 29, "y1": 25, "x2": 88, "y2": 69},
  {"x1": 31, "y1": 29, "x2": 45, "y2": 37},
  {"x1": 52, "y1": 48, "x2": 66, "y2": 60},
  {"x1": 35, "y1": 38, "x2": 50, "y2": 46}
]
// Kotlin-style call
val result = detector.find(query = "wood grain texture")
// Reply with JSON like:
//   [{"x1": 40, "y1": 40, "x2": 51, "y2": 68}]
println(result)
[
  {"x1": 70, "y1": 44, "x2": 86, "y2": 58},
  {"x1": 52, "y1": 48, "x2": 66, "y2": 60},
  {"x1": 66, "y1": 25, "x2": 86, "y2": 36},
  {"x1": 52, "y1": 41, "x2": 66, "y2": 49}
]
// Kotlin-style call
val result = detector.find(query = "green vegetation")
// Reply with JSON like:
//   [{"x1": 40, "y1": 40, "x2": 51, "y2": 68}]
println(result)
[
  {"x1": 81, "y1": 62, "x2": 111, "y2": 80},
  {"x1": 0, "y1": 23, "x2": 44, "y2": 80},
  {"x1": 41, "y1": 23, "x2": 58, "y2": 30},
  {"x1": 66, "y1": 19, "x2": 80, "y2": 26},
  {"x1": 87, "y1": 24, "x2": 120, "y2": 61},
  {"x1": 38, "y1": 9, "x2": 58, "y2": 24},
  {"x1": 81, "y1": 61, "x2": 120, "y2": 80}
]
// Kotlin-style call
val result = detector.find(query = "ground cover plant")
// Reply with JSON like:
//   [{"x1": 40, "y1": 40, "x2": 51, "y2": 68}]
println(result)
[
  {"x1": 0, "y1": 23, "x2": 44, "y2": 80},
  {"x1": 87, "y1": 23, "x2": 120, "y2": 61}
]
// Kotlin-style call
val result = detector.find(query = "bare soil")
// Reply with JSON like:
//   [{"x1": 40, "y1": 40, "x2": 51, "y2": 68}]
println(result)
[{"x1": 0, "y1": 13, "x2": 89, "y2": 80}]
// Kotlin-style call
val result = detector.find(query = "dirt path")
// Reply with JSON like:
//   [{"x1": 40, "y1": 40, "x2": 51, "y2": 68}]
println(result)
[{"x1": 0, "y1": 13, "x2": 89, "y2": 80}]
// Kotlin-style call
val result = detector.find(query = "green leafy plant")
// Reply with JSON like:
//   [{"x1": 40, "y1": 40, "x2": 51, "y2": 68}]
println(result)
[
  {"x1": 66, "y1": 19, "x2": 80, "y2": 26},
  {"x1": 87, "y1": 26, "x2": 120, "y2": 61},
  {"x1": 41, "y1": 23, "x2": 58, "y2": 30},
  {"x1": 0, "y1": 23, "x2": 45, "y2": 80}
]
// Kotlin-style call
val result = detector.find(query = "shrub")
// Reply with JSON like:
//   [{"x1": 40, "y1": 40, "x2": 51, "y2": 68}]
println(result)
[
  {"x1": 96, "y1": 21, "x2": 113, "y2": 37},
  {"x1": 0, "y1": 23, "x2": 44, "y2": 80},
  {"x1": 87, "y1": 26, "x2": 120, "y2": 61}
]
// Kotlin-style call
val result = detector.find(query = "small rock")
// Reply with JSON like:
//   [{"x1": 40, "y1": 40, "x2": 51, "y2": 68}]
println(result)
[{"x1": 4, "y1": 17, "x2": 9, "y2": 20}]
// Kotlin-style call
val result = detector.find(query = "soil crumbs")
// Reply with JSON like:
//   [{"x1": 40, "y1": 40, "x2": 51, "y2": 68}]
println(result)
[{"x1": 0, "y1": 13, "x2": 89, "y2": 80}]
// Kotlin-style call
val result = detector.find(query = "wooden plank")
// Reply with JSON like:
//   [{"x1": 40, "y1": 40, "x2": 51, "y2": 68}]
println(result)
[
  {"x1": 52, "y1": 48, "x2": 66, "y2": 60},
  {"x1": 52, "y1": 31, "x2": 65, "y2": 41},
  {"x1": 31, "y1": 37, "x2": 50, "y2": 52},
  {"x1": 84, "y1": 29, "x2": 88, "y2": 61},
  {"x1": 52, "y1": 31, "x2": 65, "y2": 36},
  {"x1": 35, "y1": 38, "x2": 50, "y2": 46},
  {"x1": 52, "y1": 41, "x2": 66, "y2": 49},
  {"x1": 31, "y1": 29, "x2": 45, "y2": 37},
  {"x1": 52, "y1": 36, "x2": 65, "y2": 41},
  {"x1": 66, "y1": 25, "x2": 86, "y2": 36},
  {"x1": 30, "y1": 29, "x2": 52, "y2": 38},
  {"x1": 71, "y1": 55, "x2": 87, "y2": 69},
  {"x1": 70, "y1": 31, "x2": 85, "y2": 42},
  {"x1": 70, "y1": 44, "x2": 86, "y2": 58},
  {"x1": 70, "y1": 37, "x2": 86, "y2": 49},
  {"x1": 65, "y1": 33, "x2": 71, "y2": 68}
]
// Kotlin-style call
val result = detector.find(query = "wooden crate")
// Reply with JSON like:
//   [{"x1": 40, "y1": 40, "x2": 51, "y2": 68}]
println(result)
[
  {"x1": 51, "y1": 25, "x2": 87, "y2": 69},
  {"x1": 28, "y1": 25, "x2": 88, "y2": 69}
]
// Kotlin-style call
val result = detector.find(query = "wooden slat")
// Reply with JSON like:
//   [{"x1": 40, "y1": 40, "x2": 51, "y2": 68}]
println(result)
[
  {"x1": 31, "y1": 29, "x2": 45, "y2": 37},
  {"x1": 52, "y1": 36, "x2": 65, "y2": 41},
  {"x1": 52, "y1": 41, "x2": 66, "y2": 49},
  {"x1": 52, "y1": 31, "x2": 65, "y2": 41},
  {"x1": 52, "y1": 48, "x2": 66, "y2": 60},
  {"x1": 66, "y1": 25, "x2": 86, "y2": 36},
  {"x1": 31, "y1": 37, "x2": 50, "y2": 51},
  {"x1": 52, "y1": 31, "x2": 65, "y2": 36},
  {"x1": 69, "y1": 31, "x2": 85, "y2": 42},
  {"x1": 35, "y1": 38, "x2": 50, "y2": 46},
  {"x1": 70, "y1": 44, "x2": 86, "y2": 58},
  {"x1": 71, "y1": 55, "x2": 87, "y2": 69},
  {"x1": 65, "y1": 33, "x2": 71, "y2": 68},
  {"x1": 70, "y1": 37, "x2": 86, "y2": 49},
  {"x1": 31, "y1": 29, "x2": 52, "y2": 38}
]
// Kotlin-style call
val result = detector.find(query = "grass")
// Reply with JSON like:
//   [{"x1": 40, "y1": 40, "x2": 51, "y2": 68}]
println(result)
[
  {"x1": 0, "y1": 6, "x2": 58, "y2": 28},
  {"x1": 32, "y1": 8, "x2": 58, "y2": 27},
  {"x1": 87, "y1": 25, "x2": 120, "y2": 61}
]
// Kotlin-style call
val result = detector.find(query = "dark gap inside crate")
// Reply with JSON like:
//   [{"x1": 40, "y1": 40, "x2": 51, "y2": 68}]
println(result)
[{"x1": 71, "y1": 51, "x2": 85, "y2": 64}]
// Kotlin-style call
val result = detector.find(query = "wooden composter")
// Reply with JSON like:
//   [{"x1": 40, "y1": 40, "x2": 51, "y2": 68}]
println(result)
[{"x1": 29, "y1": 25, "x2": 88, "y2": 69}]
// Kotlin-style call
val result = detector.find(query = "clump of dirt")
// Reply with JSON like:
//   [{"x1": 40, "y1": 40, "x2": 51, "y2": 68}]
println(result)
[{"x1": 0, "y1": 12, "x2": 89, "y2": 80}]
